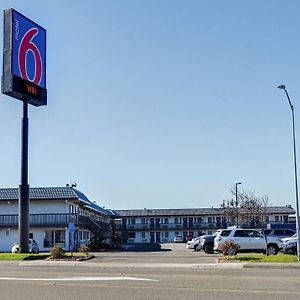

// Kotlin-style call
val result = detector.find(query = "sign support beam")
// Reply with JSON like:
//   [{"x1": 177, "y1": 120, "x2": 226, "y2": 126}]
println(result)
[{"x1": 18, "y1": 100, "x2": 29, "y2": 253}]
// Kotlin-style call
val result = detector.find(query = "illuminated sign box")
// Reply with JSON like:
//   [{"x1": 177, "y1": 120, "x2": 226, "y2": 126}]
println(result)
[{"x1": 2, "y1": 9, "x2": 47, "y2": 106}]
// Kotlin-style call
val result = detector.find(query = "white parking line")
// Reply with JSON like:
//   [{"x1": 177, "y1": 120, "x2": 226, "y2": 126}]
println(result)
[{"x1": 0, "y1": 276, "x2": 157, "y2": 282}]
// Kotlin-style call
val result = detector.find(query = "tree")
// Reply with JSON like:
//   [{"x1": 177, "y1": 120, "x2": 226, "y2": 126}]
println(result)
[
  {"x1": 221, "y1": 189, "x2": 270, "y2": 254},
  {"x1": 221, "y1": 188, "x2": 269, "y2": 229}
]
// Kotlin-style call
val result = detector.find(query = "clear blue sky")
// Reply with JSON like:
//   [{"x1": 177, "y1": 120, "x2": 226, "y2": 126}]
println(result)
[{"x1": 0, "y1": 0, "x2": 300, "y2": 209}]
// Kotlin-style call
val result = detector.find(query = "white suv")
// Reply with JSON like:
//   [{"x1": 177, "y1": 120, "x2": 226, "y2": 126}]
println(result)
[{"x1": 214, "y1": 228, "x2": 281, "y2": 255}]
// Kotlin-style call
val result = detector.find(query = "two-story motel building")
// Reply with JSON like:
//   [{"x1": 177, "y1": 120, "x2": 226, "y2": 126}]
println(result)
[
  {"x1": 113, "y1": 206, "x2": 295, "y2": 243},
  {"x1": 0, "y1": 186, "x2": 296, "y2": 251},
  {"x1": 0, "y1": 187, "x2": 112, "y2": 252}
]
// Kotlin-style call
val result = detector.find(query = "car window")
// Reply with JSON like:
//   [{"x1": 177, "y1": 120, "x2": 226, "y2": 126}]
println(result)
[
  {"x1": 285, "y1": 230, "x2": 295, "y2": 236},
  {"x1": 220, "y1": 230, "x2": 231, "y2": 237},
  {"x1": 233, "y1": 230, "x2": 245, "y2": 237},
  {"x1": 246, "y1": 230, "x2": 261, "y2": 237},
  {"x1": 274, "y1": 230, "x2": 285, "y2": 236}
]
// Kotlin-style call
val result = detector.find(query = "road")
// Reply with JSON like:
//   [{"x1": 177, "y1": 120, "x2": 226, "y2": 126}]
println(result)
[{"x1": 0, "y1": 244, "x2": 300, "y2": 300}]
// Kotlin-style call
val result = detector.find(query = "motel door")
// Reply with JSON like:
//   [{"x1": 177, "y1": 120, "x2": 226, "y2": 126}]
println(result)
[
  {"x1": 156, "y1": 232, "x2": 161, "y2": 243},
  {"x1": 150, "y1": 232, "x2": 155, "y2": 243},
  {"x1": 183, "y1": 218, "x2": 188, "y2": 229},
  {"x1": 155, "y1": 218, "x2": 160, "y2": 229},
  {"x1": 150, "y1": 218, "x2": 155, "y2": 229},
  {"x1": 188, "y1": 217, "x2": 193, "y2": 228}
]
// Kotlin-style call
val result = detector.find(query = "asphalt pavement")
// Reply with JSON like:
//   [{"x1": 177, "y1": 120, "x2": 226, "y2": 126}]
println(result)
[{"x1": 1, "y1": 243, "x2": 300, "y2": 300}]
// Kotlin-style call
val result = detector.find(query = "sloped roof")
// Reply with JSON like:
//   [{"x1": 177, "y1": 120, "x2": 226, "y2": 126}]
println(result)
[
  {"x1": 113, "y1": 206, "x2": 295, "y2": 217},
  {"x1": 0, "y1": 187, "x2": 111, "y2": 216}
]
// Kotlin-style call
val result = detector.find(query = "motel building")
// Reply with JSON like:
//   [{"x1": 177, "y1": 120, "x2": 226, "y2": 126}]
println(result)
[
  {"x1": 113, "y1": 206, "x2": 296, "y2": 243},
  {"x1": 0, "y1": 187, "x2": 112, "y2": 252}
]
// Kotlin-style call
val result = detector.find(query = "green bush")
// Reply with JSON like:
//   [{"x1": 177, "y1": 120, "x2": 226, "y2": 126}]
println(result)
[
  {"x1": 50, "y1": 245, "x2": 65, "y2": 259},
  {"x1": 219, "y1": 240, "x2": 240, "y2": 256}
]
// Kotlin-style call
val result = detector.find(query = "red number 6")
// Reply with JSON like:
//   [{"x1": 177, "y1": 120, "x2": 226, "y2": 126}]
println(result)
[{"x1": 18, "y1": 28, "x2": 42, "y2": 85}]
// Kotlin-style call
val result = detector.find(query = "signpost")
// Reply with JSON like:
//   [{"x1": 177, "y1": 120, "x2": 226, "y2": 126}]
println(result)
[
  {"x1": 69, "y1": 223, "x2": 75, "y2": 254},
  {"x1": 2, "y1": 9, "x2": 47, "y2": 253}
]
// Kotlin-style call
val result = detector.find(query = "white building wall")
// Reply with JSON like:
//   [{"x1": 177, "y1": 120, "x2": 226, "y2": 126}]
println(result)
[
  {"x1": 0, "y1": 228, "x2": 18, "y2": 252},
  {"x1": 0, "y1": 200, "x2": 70, "y2": 215},
  {"x1": 29, "y1": 200, "x2": 69, "y2": 214},
  {"x1": 0, "y1": 202, "x2": 18, "y2": 214}
]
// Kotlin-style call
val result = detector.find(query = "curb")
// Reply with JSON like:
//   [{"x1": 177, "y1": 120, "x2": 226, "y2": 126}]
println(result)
[
  {"x1": 6, "y1": 260, "x2": 300, "y2": 270},
  {"x1": 243, "y1": 263, "x2": 300, "y2": 269}
]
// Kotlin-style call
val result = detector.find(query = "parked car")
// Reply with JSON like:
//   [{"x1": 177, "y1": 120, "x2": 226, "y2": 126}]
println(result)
[
  {"x1": 11, "y1": 239, "x2": 39, "y2": 254},
  {"x1": 281, "y1": 233, "x2": 298, "y2": 253},
  {"x1": 173, "y1": 235, "x2": 185, "y2": 243},
  {"x1": 186, "y1": 237, "x2": 201, "y2": 249},
  {"x1": 214, "y1": 228, "x2": 282, "y2": 255},
  {"x1": 283, "y1": 241, "x2": 297, "y2": 255},
  {"x1": 198, "y1": 233, "x2": 216, "y2": 254},
  {"x1": 264, "y1": 229, "x2": 295, "y2": 239},
  {"x1": 185, "y1": 235, "x2": 193, "y2": 242}
]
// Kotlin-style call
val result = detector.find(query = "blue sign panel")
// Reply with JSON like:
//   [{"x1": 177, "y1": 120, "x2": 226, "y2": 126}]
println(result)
[
  {"x1": 12, "y1": 10, "x2": 46, "y2": 88},
  {"x1": 68, "y1": 222, "x2": 75, "y2": 234},
  {"x1": 2, "y1": 9, "x2": 47, "y2": 106}
]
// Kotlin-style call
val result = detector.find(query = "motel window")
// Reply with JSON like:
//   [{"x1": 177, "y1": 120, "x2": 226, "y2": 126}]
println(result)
[
  {"x1": 128, "y1": 232, "x2": 135, "y2": 239},
  {"x1": 196, "y1": 217, "x2": 202, "y2": 223},
  {"x1": 165, "y1": 232, "x2": 169, "y2": 238},
  {"x1": 275, "y1": 216, "x2": 280, "y2": 222},
  {"x1": 141, "y1": 232, "x2": 146, "y2": 238},
  {"x1": 175, "y1": 218, "x2": 181, "y2": 224},
  {"x1": 69, "y1": 204, "x2": 74, "y2": 213},
  {"x1": 44, "y1": 230, "x2": 66, "y2": 248},
  {"x1": 128, "y1": 218, "x2": 136, "y2": 225}
]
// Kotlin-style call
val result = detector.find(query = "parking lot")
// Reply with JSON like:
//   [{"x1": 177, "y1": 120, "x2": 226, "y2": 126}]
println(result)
[{"x1": 88, "y1": 243, "x2": 221, "y2": 266}]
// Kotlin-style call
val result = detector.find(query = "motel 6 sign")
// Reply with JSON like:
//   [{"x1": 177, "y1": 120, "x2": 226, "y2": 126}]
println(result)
[{"x1": 2, "y1": 9, "x2": 47, "y2": 106}]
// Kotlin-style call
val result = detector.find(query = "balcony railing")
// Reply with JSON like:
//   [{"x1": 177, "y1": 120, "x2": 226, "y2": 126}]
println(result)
[
  {"x1": 0, "y1": 213, "x2": 78, "y2": 227},
  {"x1": 123, "y1": 222, "x2": 227, "y2": 231}
]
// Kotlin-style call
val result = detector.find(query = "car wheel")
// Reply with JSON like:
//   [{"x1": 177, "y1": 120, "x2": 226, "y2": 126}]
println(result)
[
  {"x1": 267, "y1": 245, "x2": 278, "y2": 255},
  {"x1": 204, "y1": 244, "x2": 214, "y2": 254},
  {"x1": 226, "y1": 247, "x2": 237, "y2": 256},
  {"x1": 194, "y1": 244, "x2": 201, "y2": 251}
]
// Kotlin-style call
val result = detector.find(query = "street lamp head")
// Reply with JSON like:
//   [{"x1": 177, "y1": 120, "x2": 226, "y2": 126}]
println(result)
[
  {"x1": 278, "y1": 84, "x2": 286, "y2": 90},
  {"x1": 235, "y1": 182, "x2": 242, "y2": 185}
]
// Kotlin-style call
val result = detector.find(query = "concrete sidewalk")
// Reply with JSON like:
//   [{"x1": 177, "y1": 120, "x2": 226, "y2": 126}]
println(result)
[{"x1": 14, "y1": 259, "x2": 300, "y2": 270}]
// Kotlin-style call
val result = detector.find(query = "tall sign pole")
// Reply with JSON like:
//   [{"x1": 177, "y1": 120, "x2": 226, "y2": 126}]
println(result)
[{"x1": 2, "y1": 9, "x2": 47, "y2": 253}]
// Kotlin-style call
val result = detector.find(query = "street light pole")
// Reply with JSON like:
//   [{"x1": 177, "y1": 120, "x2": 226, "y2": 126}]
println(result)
[
  {"x1": 278, "y1": 84, "x2": 300, "y2": 261},
  {"x1": 235, "y1": 182, "x2": 242, "y2": 227}
]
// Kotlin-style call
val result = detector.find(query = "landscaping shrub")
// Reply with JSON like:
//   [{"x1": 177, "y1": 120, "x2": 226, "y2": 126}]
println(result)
[
  {"x1": 50, "y1": 245, "x2": 65, "y2": 259},
  {"x1": 219, "y1": 240, "x2": 240, "y2": 256}
]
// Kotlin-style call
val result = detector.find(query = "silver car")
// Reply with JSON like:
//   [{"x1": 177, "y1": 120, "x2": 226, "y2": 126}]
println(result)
[{"x1": 11, "y1": 239, "x2": 39, "y2": 254}]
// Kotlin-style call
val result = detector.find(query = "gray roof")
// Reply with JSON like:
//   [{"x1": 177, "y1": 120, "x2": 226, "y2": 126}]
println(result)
[
  {"x1": 0, "y1": 187, "x2": 111, "y2": 216},
  {"x1": 113, "y1": 206, "x2": 295, "y2": 217}
]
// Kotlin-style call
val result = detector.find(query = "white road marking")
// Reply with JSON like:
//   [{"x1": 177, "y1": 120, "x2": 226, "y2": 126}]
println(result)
[{"x1": 0, "y1": 276, "x2": 157, "y2": 282}]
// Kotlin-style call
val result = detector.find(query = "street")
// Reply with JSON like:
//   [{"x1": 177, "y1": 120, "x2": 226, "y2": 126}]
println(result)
[{"x1": 0, "y1": 244, "x2": 300, "y2": 299}]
